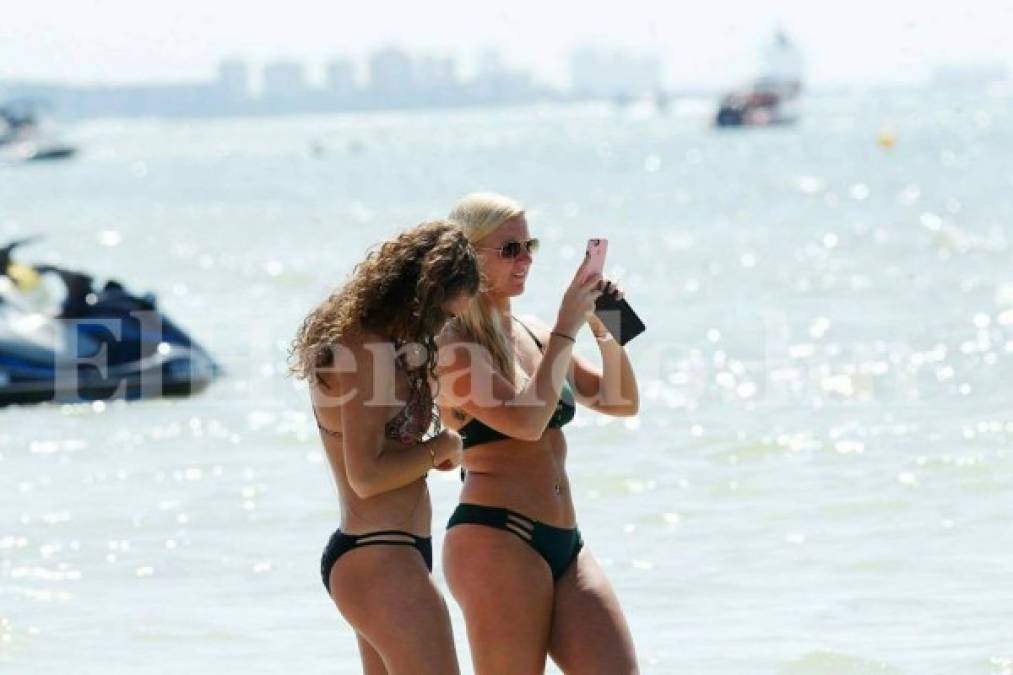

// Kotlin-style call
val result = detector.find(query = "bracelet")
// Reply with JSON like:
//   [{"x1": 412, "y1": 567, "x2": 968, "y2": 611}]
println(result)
[
  {"x1": 550, "y1": 330, "x2": 576, "y2": 344},
  {"x1": 594, "y1": 333, "x2": 614, "y2": 342}
]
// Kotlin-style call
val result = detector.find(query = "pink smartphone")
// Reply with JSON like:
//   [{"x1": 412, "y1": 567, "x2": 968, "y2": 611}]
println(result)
[{"x1": 584, "y1": 238, "x2": 608, "y2": 283}]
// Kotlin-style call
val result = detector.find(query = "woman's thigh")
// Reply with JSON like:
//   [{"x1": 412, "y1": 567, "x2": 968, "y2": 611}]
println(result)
[
  {"x1": 548, "y1": 547, "x2": 639, "y2": 675},
  {"x1": 444, "y1": 524, "x2": 556, "y2": 675},
  {"x1": 329, "y1": 545, "x2": 459, "y2": 675},
  {"x1": 354, "y1": 632, "x2": 388, "y2": 675}
]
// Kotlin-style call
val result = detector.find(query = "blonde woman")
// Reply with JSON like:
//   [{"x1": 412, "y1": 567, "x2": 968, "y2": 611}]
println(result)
[
  {"x1": 437, "y1": 194, "x2": 641, "y2": 674},
  {"x1": 291, "y1": 221, "x2": 479, "y2": 675}
]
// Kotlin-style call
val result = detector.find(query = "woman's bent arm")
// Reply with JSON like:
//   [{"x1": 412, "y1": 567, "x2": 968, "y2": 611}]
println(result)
[
  {"x1": 436, "y1": 262, "x2": 602, "y2": 440},
  {"x1": 570, "y1": 332, "x2": 639, "y2": 416},
  {"x1": 436, "y1": 327, "x2": 574, "y2": 441},
  {"x1": 331, "y1": 339, "x2": 458, "y2": 498}
]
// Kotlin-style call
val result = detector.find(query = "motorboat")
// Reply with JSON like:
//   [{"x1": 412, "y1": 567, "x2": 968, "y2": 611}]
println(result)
[
  {"x1": 0, "y1": 238, "x2": 220, "y2": 406},
  {"x1": 0, "y1": 100, "x2": 77, "y2": 162},
  {"x1": 715, "y1": 30, "x2": 803, "y2": 128}
]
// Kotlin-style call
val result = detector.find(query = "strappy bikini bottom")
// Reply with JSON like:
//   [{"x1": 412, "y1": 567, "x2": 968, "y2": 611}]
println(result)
[
  {"x1": 447, "y1": 503, "x2": 583, "y2": 581},
  {"x1": 320, "y1": 528, "x2": 432, "y2": 593}
]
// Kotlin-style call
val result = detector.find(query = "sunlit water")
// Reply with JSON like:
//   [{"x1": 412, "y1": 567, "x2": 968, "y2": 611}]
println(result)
[{"x1": 2, "y1": 86, "x2": 1012, "y2": 674}]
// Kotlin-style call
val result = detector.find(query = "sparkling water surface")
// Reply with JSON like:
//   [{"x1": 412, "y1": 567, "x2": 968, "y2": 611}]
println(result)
[{"x1": 2, "y1": 87, "x2": 1012, "y2": 674}]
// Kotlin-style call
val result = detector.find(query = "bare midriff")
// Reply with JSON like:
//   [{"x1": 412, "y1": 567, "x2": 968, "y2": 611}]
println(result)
[
  {"x1": 320, "y1": 437, "x2": 432, "y2": 536},
  {"x1": 458, "y1": 426, "x2": 576, "y2": 528}
]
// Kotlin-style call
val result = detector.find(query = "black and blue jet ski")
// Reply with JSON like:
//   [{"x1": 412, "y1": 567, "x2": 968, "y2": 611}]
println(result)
[{"x1": 0, "y1": 238, "x2": 220, "y2": 406}]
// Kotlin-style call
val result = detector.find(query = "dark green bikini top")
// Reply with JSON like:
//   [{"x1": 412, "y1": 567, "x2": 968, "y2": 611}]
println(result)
[{"x1": 459, "y1": 317, "x2": 576, "y2": 450}]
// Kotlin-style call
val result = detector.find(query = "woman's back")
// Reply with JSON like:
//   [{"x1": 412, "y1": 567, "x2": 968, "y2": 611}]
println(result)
[{"x1": 312, "y1": 348, "x2": 433, "y2": 536}]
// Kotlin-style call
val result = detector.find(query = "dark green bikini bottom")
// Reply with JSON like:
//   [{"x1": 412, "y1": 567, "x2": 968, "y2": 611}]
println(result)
[{"x1": 447, "y1": 503, "x2": 583, "y2": 581}]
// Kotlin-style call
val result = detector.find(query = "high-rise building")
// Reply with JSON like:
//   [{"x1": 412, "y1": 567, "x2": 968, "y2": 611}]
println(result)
[
  {"x1": 324, "y1": 58, "x2": 357, "y2": 95},
  {"x1": 477, "y1": 49, "x2": 505, "y2": 80},
  {"x1": 470, "y1": 48, "x2": 533, "y2": 99},
  {"x1": 368, "y1": 48, "x2": 415, "y2": 94},
  {"x1": 416, "y1": 56, "x2": 457, "y2": 91},
  {"x1": 261, "y1": 61, "x2": 308, "y2": 99},
  {"x1": 217, "y1": 59, "x2": 250, "y2": 100}
]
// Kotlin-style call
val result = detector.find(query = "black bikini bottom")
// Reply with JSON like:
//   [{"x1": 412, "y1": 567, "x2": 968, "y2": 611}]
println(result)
[
  {"x1": 447, "y1": 503, "x2": 583, "y2": 581},
  {"x1": 320, "y1": 528, "x2": 433, "y2": 594}
]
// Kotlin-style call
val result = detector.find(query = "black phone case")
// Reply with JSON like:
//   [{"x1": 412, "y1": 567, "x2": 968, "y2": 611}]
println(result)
[{"x1": 593, "y1": 294, "x2": 646, "y2": 345}]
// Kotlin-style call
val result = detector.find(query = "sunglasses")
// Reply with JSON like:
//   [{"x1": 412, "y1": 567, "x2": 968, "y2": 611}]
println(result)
[{"x1": 475, "y1": 238, "x2": 540, "y2": 259}]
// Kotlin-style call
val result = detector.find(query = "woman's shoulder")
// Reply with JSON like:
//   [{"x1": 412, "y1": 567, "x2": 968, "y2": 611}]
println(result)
[
  {"x1": 514, "y1": 313, "x2": 552, "y2": 344},
  {"x1": 311, "y1": 332, "x2": 390, "y2": 381},
  {"x1": 313, "y1": 330, "x2": 392, "y2": 394}
]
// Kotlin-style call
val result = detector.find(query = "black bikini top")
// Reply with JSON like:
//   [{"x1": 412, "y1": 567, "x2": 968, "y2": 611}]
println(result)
[{"x1": 458, "y1": 317, "x2": 576, "y2": 450}]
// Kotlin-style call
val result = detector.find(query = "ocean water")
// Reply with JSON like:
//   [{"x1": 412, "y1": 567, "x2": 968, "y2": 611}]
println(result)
[{"x1": 2, "y1": 86, "x2": 1012, "y2": 674}]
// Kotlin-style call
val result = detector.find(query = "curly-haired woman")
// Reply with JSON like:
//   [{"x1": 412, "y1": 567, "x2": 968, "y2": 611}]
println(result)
[
  {"x1": 291, "y1": 221, "x2": 480, "y2": 675},
  {"x1": 437, "y1": 194, "x2": 640, "y2": 674}
]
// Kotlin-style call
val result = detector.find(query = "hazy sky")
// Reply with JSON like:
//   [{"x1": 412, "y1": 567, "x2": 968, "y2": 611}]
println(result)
[{"x1": 2, "y1": 1, "x2": 1011, "y2": 88}]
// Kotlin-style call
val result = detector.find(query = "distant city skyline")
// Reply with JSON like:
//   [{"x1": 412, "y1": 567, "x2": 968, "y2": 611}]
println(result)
[
  {"x1": 3, "y1": 1, "x2": 1013, "y2": 89},
  {"x1": 216, "y1": 48, "x2": 664, "y2": 97},
  {"x1": 1, "y1": 47, "x2": 681, "y2": 120}
]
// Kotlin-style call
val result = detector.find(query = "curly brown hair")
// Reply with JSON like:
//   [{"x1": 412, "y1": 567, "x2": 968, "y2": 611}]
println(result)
[{"x1": 290, "y1": 220, "x2": 479, "y2": 385}]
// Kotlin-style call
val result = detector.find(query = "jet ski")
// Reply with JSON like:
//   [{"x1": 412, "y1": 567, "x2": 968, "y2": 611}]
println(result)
[
  {"x1": 0, "y1": 238, "x2": 221, "y2": 406},
  {"x1": 0, "y1": 100, "x2": 77, "y2": 162}
]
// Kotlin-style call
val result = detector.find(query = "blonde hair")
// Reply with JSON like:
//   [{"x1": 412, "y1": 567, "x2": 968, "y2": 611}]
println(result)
[{"x1": 447, "y1": 192, "x2": 525, "y2": 383}]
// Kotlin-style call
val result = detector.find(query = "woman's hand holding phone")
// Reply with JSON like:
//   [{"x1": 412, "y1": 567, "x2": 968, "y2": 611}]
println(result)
[
  {"x1": 584, "y1": 236, "x2": 646, "y2": 345},
  {"x1": 557, "y1": 237, "x2": 645, "y2": 345},
  {"x1": 555, "y1": 255, "x2": 602, "y2": 338},
  {"x1": 588, "y1": 279, "x2": 624, "y2": 336}
]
